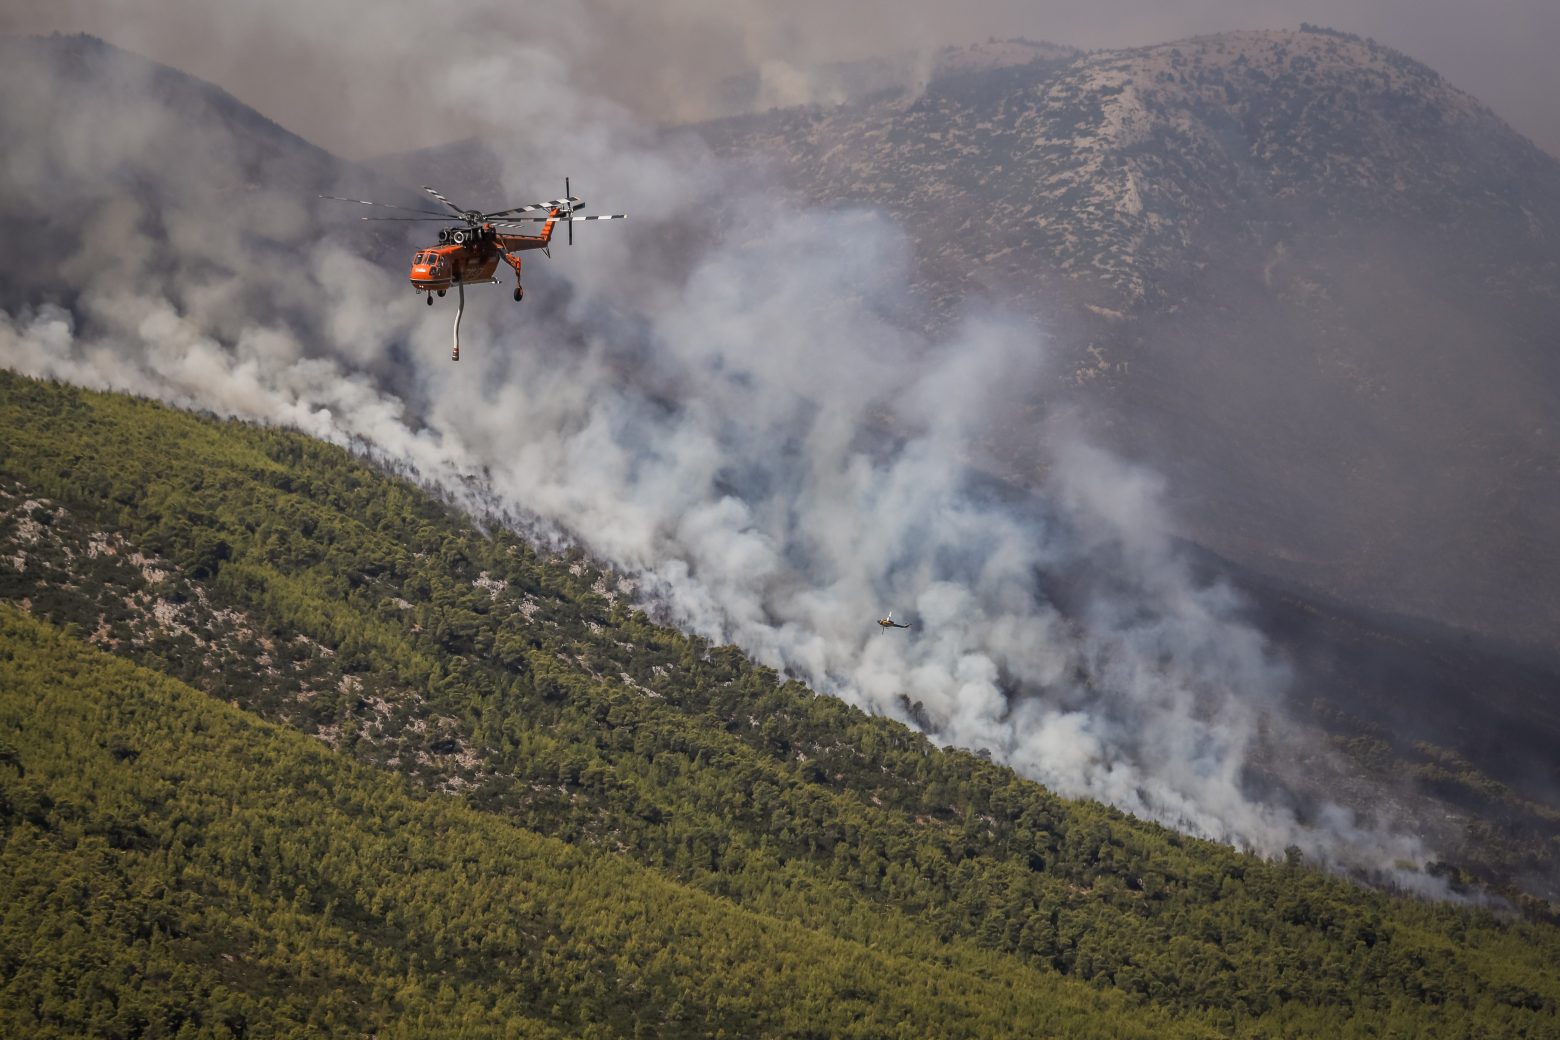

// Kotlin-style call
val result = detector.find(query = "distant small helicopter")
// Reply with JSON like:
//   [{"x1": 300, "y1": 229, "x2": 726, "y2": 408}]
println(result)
[
  {"x1": 321, "y1": 180, "x2": 625, "y2": 360},
  {"x1": 877, "y1": 611, "x2": 912, "y2": 631}
]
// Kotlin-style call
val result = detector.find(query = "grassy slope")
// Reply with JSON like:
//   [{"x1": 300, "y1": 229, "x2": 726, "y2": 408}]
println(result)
[{"x1": 1, "y1": 370, "x2": 1557, "y2": 1037}]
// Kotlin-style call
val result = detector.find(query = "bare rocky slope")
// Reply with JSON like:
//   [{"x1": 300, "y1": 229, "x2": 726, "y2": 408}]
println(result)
[{"x1": 698, "y1": 27, "x2": 1560, "y2": 660}]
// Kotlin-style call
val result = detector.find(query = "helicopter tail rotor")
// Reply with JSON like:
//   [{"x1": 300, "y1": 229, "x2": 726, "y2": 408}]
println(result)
[{"x1": 566, "y1": 178, "x2": 573, "y2": 246}]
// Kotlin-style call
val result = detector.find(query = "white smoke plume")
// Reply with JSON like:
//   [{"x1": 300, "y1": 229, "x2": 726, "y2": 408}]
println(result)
[{"x1": 0, "y1": 22, "x2": 1441, "y2": 883}]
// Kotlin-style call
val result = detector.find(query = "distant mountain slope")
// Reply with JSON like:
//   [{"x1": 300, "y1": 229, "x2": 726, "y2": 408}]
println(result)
[
  {"x1": 705, "y1": 28, "x2": 1558, "y2": 308},
  {"x1": 2, "y1": 372, "x2": 1558, "y2": 1038},
  {"x1": 698, "y1": 26, "x2": 1560, "y2": 658},
  {"x1": 0, "y1": 32, "x2": 417, "y2": 302},
  {"x1": 712, "y1": 37, "x2": 1083, "y2": 115}
]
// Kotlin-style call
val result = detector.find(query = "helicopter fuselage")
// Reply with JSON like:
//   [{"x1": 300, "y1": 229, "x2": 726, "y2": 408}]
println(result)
[
  {"x1": 408, "y1": 216, "x2": 558, "y2": 295},
  {"x1": 409, "y1": 242, "x2": 498, "y2": 292}
]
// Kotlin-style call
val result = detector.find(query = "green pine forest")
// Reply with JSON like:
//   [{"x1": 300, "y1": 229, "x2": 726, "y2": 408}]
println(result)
[{"x1": 1, "y1": 369, "x2": 1557, "y2": 1038}]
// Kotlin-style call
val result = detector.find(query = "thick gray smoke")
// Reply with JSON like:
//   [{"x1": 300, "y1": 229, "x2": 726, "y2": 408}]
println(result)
[{"x1": 0, "y1": 27, "x2": 1442, "y2": 885}]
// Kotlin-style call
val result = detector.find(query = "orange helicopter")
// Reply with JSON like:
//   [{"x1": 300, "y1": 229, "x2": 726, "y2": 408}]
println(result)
[{"x1": 321, "y1": 179, "x2": 625, "y2": 360}]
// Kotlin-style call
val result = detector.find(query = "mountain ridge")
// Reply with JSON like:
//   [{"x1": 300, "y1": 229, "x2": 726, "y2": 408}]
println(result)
[{"x1": 695, "y1": 26, "x2": 1560, "y2": 659}]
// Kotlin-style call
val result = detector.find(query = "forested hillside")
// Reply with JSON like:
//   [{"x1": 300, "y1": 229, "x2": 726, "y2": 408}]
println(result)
[{"x1": 2, "y1": 370, "x2": 1558, "y2": 1037}]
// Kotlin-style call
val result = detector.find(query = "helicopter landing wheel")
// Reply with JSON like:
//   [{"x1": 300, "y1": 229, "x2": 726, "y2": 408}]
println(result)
[
  {"x1": 437, "y1": 289, "x2": 446, "y2": 297},
  {"x1": 425, "y1": 294, "x2": 433, "y2": 306},
  {"x1": 514, "y1": 287, "x2": 524, "y2": 302}
]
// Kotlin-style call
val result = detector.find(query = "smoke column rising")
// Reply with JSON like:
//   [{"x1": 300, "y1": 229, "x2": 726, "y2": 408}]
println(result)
[{"x1": 0, "y1": 25, "x2": 1439, "y2": 882}]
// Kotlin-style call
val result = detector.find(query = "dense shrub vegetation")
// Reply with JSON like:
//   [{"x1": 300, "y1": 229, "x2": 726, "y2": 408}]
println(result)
[{"x1": 1, "y1": 607, "x2": 1190, "y2": 1038}]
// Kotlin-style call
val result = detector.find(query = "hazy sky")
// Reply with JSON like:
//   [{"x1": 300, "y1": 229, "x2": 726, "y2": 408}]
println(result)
[{"x1": 4, "y1": 0, "x2": 1558, "y2": 159}]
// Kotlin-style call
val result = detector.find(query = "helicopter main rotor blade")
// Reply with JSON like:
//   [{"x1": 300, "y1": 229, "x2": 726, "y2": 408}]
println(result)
[
  {"x1": 494, "y1": 214, "x2": 626, "y2": 224},
  {"x1": 480, "y1": 196, "x2": 581, "y2": 220},
  {"x1": 318, "y1": 194, "x2": 456, "y2": 217},
  {"x1": 423, "y1": 185, "x2": 474, "y2": 218},
  {"x1": 355, "y1": 215, "x2": 464, "y2": 222}
]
